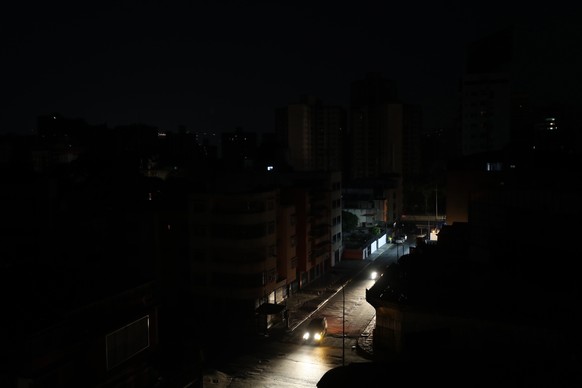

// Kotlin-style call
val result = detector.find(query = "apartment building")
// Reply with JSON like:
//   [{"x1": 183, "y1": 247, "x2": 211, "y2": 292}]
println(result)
[{"x1": 275, "y1": 95, "x2": 346, "y2": 173}]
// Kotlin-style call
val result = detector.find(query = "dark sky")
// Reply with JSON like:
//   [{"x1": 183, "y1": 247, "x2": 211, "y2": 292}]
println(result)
[{"x1": 2, "y1": 1, "x2": 580, "y2": 136}]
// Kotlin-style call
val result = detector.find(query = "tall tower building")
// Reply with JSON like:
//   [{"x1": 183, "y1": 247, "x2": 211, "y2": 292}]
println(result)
[
  {"x1": 275, "y1": 95, "x2": 346, "y2": 172},
  {"x1": 348, "y1": 73, "x2": 404, "y2": 181},
  {"x1": 460, "y1": 27, "x2": 514, "y2": 156},
  {"x1": 344, "y1": 73, "x2": 408, "y2": 225},
  {"x1": 402, "y1": 103, "x2": 423, "y2": 178}
]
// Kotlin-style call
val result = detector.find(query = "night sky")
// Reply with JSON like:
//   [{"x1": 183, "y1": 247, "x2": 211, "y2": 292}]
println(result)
[{"x1": 2, "y1": 1, "x2": 580, "y2": 136}]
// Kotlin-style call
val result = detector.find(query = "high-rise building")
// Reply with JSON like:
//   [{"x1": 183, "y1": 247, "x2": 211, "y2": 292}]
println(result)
[
  {"x1": 185, "y1": 172, "x2": 281, "y2": 335},
  {"x1": 173, "y1": 167, "x2": 343, "y2": 336},
  {"x1": 275, "y1": 95, "x2": 346, "y2": 172},
  {"x1": 460, "y1": 27, "x2": 514, "y2": 156},
  {"x1": 344, "y1": 73, "x2": 413, "y2": 225},
  {"x1": 348, "y1": 72, "x2": 404, "y2": 181}
]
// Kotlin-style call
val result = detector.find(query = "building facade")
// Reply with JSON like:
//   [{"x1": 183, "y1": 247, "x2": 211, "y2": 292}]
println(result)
[{"x1": 275, "y1": 95, "x2": 346, "y2": 173}]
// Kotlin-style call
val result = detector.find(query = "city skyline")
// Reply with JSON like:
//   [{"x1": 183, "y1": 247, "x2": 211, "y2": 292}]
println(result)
[{"x1": 3, "y1": 2, "x2": 579, "y2": 136}]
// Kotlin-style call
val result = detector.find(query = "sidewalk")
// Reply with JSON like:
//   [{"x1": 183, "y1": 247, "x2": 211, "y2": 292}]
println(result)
[{"x1": 270, "y1": 242, "x2": 391, "y2": 359}]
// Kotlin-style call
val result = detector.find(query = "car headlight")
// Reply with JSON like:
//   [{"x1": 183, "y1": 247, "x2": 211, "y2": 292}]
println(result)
[
  {"x1": 303, "y1": 332, "x2": 310, "y2": 340},
  {"x1": 370, "y1": 271, "x2": 378, "y2": 280},
  {"x1": 314, "y1": 333, "x2": 322, "y2": 341}
]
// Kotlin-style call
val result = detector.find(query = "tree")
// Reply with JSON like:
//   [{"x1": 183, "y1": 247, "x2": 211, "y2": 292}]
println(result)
[{"x1": 342, "y1": 211, "x2": 358, "y2": 233}]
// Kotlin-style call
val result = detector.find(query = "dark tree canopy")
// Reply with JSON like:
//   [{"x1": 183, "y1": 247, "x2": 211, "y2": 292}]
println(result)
[{"x1": 342, "y1": 211, "x2": 358, "y2": 232}]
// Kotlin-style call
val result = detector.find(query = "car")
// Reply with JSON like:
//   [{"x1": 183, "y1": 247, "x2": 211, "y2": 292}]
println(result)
[
  {"x1": 393, "y1": 234, "x2": 407, "y2": 244},
  {"x1": 302, "y1": 317, "x2": 328, "y2": 344}
]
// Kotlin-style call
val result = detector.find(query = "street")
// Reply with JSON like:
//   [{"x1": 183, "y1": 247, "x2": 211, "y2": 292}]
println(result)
[{"x1": 202, "y1": 241, "x2": 405, "y2": 387}]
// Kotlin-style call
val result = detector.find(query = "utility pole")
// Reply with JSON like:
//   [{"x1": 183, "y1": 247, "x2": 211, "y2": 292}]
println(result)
[
  {"x1": 425, "y1": 189, "x2": 430, "y2": 242},
  {"x1": 342, "y1": 284, "x2": 345, "y2": 366},
  {"x1": 435, "y1": 184, "x2": 438, "y2": 221}
]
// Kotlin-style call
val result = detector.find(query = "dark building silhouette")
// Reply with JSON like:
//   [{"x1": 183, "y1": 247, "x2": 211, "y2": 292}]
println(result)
[
  {"x1": 0, "y1": 121, "x2": 204, "y2": 387},
  {"x1": 361, "y1": 27, "x2": 582, "y2": 386},
  {"x1": 275, "y1": 95, "x2": 346, "y2": 173},
  {"x1": 343, "y1": 73, "x2": 425, "y2": 229},
  {"x1": 220, "y1": 127, "x2": 258, "y2": 171}
]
